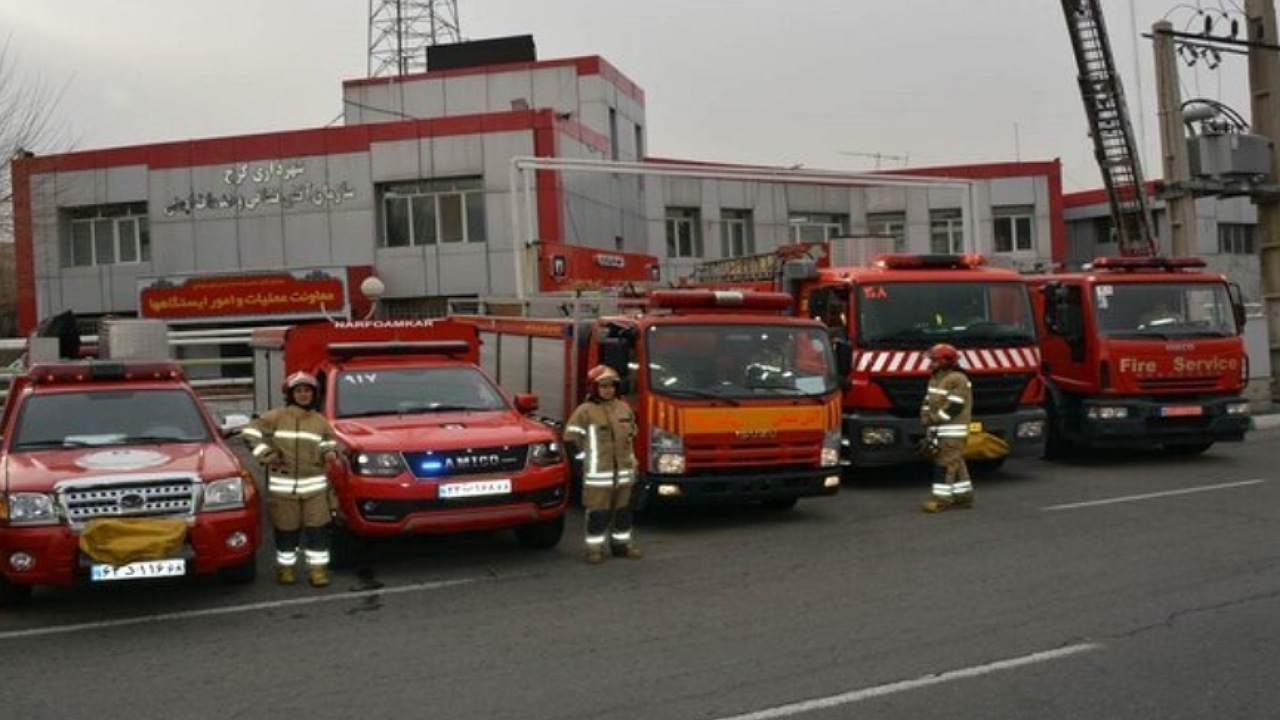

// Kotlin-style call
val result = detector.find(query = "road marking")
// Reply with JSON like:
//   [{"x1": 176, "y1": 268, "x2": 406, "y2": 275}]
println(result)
[
  {"x1": 1042, "y1": 479, "x2": 1266, "y2": 511},
  {"x1": 0, "y1": 576, "x2": 485, "y2": 641},
  {"x1": 711, "y1": 643, "x2": 1102, "y2": 720}
]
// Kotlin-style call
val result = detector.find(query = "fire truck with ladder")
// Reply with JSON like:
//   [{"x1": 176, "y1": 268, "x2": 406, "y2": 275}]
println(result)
[
  {"x1": 685, "y1": 244, "x2": 1047, "y2": 470},
  {"x1": 1029, "y1": 256, "x2": 1251, "y2": 456},
  {"x1": 452, "y1": 288, "x2": 844, "y2": 511},
  {"x1": 249, "y1": 319, "x2": 570, "y2": 563}
]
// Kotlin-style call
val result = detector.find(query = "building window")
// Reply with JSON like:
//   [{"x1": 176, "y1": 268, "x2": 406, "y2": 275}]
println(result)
[
  {"x1": 867, "y1": 212, "x2": 907, "y2": 252},
  {"x1": 929, "y1": 209, "x2": 964, "y2": 254},
  {"x1": 993, "y1": 206, "x2": 1035, "y2": 253},
  {"x1": 665, "y1": 207, "x2": 702, "y2": 258},
  {"x1": 609, "y1": 108, "x2": 620, "y2": 161},
  {"x1": 1218, "y1": 223, "x2": 1256, "y2": 255},
  {"x1": 62, "y1": 202, "x2": 150, "y2": 268},
  {"x1": 377, "y1": 177, "x2": 486, "y2": 248},
  {"x1": 789, "y1": 213, "x2": 848, "y2": 243},
  {"x1": 721, "y1": 209, "x2": 754, "y2": 258}
]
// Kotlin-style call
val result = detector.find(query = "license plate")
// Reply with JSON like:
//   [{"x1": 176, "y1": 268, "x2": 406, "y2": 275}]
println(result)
[
  {"x1": 1161, "y1": 405, "x2": 1204, "y2": 417},
  {"x1": 968, "y1": 421, "x2": 984, "y2": 433},
  {"x1": 438, "y1": 479, "x2": 512, "y2": 499},
  {"x1": 91, "y1": 558, "x2": 186, "y2": 582}
]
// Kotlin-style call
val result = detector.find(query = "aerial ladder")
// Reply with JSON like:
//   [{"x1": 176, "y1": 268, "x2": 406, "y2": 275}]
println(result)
[{"x1": 1061, "y1": 0, "x2": 1159, "y2": 257}]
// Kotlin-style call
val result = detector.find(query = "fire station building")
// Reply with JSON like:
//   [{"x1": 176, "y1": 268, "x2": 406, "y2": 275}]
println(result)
[{"x1": 11, "y1": 36, "x2": 1065, "y2": 334}]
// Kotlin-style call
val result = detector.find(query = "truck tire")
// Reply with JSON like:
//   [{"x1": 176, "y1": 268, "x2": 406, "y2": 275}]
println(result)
[
  {"x1": 0, "y1": 576, "x2": 33, "y2": 608},
  {"x1": 514, "y1": 516, "x2": 565, "y2": 550},
  {"x1": 1164, "y1": 442, "x2": 1213, "y2": 456},
  {"x1": 218, "y1": 558, "x2": 258, "y2": 585}
]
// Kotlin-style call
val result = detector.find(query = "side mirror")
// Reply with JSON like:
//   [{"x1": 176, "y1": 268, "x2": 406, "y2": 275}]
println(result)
[
  {"x1": 833, "y1": 339, "x2": 852, "y2": 380},
  {"x1": 1227, "y1": 282, "x2": 1247, "y2": 332},
  {"x1": 1041, "y1": 283, "x2": 1064, "y2": 336},
  {"x1": 219, "y1": 412, "x2": 251, "y2": 438},
  {"x1": 514, "y1": 393, "x2": 540, "y2": 413}
]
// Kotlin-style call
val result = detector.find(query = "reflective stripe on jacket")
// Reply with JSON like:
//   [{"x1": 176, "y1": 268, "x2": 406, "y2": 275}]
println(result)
[
  {"x1": 920, "y1": 368, "x2": 973, "y2": 439},
  {"x1": 242, "y1": 404, "x2": 339, "y2": 497},
  {"x1": 564, "y1": 397, "x2": 638, "y2": 487}
]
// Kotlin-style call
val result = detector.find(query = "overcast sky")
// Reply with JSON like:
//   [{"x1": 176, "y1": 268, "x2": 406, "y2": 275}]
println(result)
[{"x1": 1, "y1": 0, "x2": 1257, "y2": 192}]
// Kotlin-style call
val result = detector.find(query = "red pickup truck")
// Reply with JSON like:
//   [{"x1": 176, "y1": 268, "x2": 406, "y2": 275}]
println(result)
[{"x1": 0, "y1": 361, "x2": 261, "y2": 607}]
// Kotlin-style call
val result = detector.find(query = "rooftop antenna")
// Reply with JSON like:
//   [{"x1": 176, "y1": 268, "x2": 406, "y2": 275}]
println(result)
[{"x1": 368, "y1": 0, "x2": 462, "y2": 77}]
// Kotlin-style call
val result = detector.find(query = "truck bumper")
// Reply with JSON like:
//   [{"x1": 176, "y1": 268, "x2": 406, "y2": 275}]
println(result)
[
  {"x1": 1077, "y1": 396, "x2": 1251, "y2": 447},
  {"x1": 0, "y1": 508, "x2": 260, "y2": 588},
  {"x1": 844, "y1": 407, "x2": 1048, "y2": 467},
  {"x1": 637, "y1": 467, "x2": 841, "y2": 509},
  {"x1": 336, "y1": 466, "x2": 569, "y2": 537}
]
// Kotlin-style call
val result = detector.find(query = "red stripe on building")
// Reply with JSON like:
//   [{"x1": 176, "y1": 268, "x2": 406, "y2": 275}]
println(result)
[{"x1": 12, "y1": 156, "x2": 37, "y2": 333}]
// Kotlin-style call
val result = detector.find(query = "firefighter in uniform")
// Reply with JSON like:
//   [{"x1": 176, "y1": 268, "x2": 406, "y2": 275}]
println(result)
[
  {"x1": 241, "y1": 371, "x2": 342, "y2": 586},
  {"x1": 919, "y1": 343, "x2": 974, "y2": 513},
  {"x1": 563, "y1": 365, "x2": 642, "y2": 564}
]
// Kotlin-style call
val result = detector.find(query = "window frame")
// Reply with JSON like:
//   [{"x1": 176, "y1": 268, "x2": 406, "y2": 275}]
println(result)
[
  {"x1": 720, "y1": 209, "x2": 754, "y2": 258},
  {"x1": 929, "y1": 209, "x2": 964, "y2": 254},
  {"x1": 789, "y1": 213, "x2": 848, "y2": 243},
  {"x1": 993, "y1": 206, "x2": 1036, "y2": 253},
  {"x1": 62, "y1": 203, "x2": 150, "y2": 268},
  {"x1": 665, "y1": 207, "x2": 702, "y2": 258},
  {"x1": 866, "y1": 212, "x2": 907, "y2": 252},
  {"x1": 377, "y1": 177, "x2": 487, "y2": 248}
]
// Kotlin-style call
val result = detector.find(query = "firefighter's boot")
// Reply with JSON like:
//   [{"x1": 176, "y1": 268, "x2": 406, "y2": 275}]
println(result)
[
  {"x1": 276, "y1": 566, "x2": 297, "y2": 585},
  {"x1": 921, "y1": 497, "x2": 952, "y2": 513},
  {"x1": 612, "y1": 545, "x2": 643, "y2": 560},
  {"x1": 308, "y1": 566, "x2": 331, "y2": 588},
  {"x1": 952, "y1": 492, "x2": 975, "y2": 508},
  {"x1": 585, "y1": 547, "x2": 605, "y2": 565}
]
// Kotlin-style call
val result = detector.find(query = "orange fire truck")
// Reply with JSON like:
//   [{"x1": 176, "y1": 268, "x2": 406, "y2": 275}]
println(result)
[
  {"x1": 453, "y1": 288, "x2": 844, "y2": 511},
  {"x1": 1029, "y1": 256, "x2": 1252, "y2": 456},
  {"x1": 249, "y1": 319, "x2": 570, "y2": 562},
  {"x1": 687, "y1": 246, "x2": 1047, "y2": 469}
]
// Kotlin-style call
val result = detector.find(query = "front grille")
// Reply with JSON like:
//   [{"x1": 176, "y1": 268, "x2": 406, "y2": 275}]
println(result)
[
  {"x1": 57, "y1": 474, "x2": 200, "y2": 527},
  {"x1": 1136, "y1": 377, "x2": 1221, "y2": 392},
  {"x1": 402, "y1": 445, "x2": 529, "y2": 479},
  {"x1": 874, "y1": 373, "x2": 1033, "y2": 417},
  {"x1": 356, "y1": 486, "x2": 563, "y2": 522},
  {"x1": 684, "y1": 440, "x2": 818, "y2": 471}
]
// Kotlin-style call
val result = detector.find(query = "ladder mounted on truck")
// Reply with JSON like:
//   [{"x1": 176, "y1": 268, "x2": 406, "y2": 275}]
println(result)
[
  {"x1": 1061, "y1": 0, "x2": 1159, "y2": 257},
  {"x1": 690, "y1": 243, "x2": 827, "y2": 285}
]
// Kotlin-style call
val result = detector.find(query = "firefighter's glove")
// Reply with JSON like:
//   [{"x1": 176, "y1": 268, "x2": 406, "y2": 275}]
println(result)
[{"x1": 917, "y1": 433, "x2": 940, "y2": 459}]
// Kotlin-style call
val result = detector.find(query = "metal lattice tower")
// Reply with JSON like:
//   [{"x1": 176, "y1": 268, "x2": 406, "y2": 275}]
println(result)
[{"x1": 368, "y1": 0, "x2": 462, "y2": 77}]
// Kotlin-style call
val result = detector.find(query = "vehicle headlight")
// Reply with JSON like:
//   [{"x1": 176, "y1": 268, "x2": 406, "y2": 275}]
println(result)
[
  {"x1": 352, "y1": 451, "x2": 405, "y2": 477},
  {"x1": 1016, "y1": 420, "x2": 1045, "y2": 439},
  {"x1": 529, "y1": 441, "x2": 564, "y2": 466},
  {"x1": 650, "y1": 428, "x2": 685, "y2": 475},
  {"x1": 204, "y1": 475, "x2": 247, "y2": 511},
  {"x1": 821, "y1": 430, "x2": 841, "y2": 467},
  {"x1": 1226, "y1": 401, "x2": 1251, "y2": 416},
  {"x1": 3, "y1": 492, "x2": 58, "y2": 526}
]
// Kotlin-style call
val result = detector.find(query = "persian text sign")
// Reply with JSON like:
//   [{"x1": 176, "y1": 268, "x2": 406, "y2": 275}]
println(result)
[{"x1": 140, "y1": 271, "x2": 347, "y2": 321}]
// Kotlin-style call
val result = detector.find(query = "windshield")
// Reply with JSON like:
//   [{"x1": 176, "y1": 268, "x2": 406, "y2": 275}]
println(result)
[
  {"x1": 334, "y1": 366, "x2": 509, "y2": 418},
  {"x1": 645, "y1": 324, "x2": 838, "y2": 399},
  {"x1": 1092, "y1": 281, "x2": 1238, "y2": 338},
  {"x1": 857, "y1": 281, "x2": 1036, "y2": 349},
  {"x1": 11, "y1": 388, "x2": 212, "y2": 450}
]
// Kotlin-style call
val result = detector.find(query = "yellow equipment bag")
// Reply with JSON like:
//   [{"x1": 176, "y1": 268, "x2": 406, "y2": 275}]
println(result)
[
  {"x1": 964, "y1": 431, "x2": 1010, "y2": 461},
  {"x1": 78, "y1": 518, "x2": 188, "y2": 566}
]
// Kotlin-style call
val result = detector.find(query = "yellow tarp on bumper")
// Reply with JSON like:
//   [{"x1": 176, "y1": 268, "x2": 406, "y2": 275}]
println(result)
[{"x1": 79, "y1": 518, "x2": 188, "y2": 566}]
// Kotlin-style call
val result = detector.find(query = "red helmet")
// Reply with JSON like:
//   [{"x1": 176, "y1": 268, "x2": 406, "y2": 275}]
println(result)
[
  {"x1": 586, "y1": 364, "x2": 621, "y2": 389},
  {"x1": 926, "y1": 343, "x2": 960, "y2": 369},
  {"x1": 282, "y1": 371, "x2": 319, "y2": 395}
]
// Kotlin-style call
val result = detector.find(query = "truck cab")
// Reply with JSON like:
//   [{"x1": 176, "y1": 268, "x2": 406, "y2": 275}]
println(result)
[
  {"x1": 1030, "y1": 256, "x2": 1252, "y2": 456},
  {"x1": 0, "y1": 361, "x2": 261, "y2": 606},
  {"x1": 250, "y1": 319, "x2": 569, "y2": 561}
]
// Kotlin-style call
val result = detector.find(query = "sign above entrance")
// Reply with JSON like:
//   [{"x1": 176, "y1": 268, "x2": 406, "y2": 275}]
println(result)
[{"x1": 139, "y1": 269, "x2": 349, "y2": 322}]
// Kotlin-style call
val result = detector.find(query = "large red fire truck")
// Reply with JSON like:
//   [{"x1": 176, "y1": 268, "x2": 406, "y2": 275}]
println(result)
[
  {"x1": 453, "y1": 288, "x2": 844, "y2": 511},
  {"x1": 687, "y1": 246, "x2": 1047, "y2": 469},
  {"x1": 249, "y1": 319, "x2": 570, "y2": 561},
  {"x1": 0, "y1": 360, "x2": 261, "y2": 607},
  {"x1": 1029, "y1": 256, "x2": 1252, "y2": 456}
]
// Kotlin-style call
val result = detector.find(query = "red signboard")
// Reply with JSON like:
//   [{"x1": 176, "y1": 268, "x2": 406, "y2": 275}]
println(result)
[
  {"x1": 140, "y1": 271, "x2": 348, "y2": 321},
  {"x1": 538, "y1": 244, "x2": 660, "y2": 292}
]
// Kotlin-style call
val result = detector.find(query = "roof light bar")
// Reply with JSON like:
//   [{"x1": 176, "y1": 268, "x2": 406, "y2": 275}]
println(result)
[
  {"x1": 1088, "y1": 256, "x2": 1207, "y2": 271},
  {"x1": 646, "y1": 289, "x2": 793, "y2": 312},
  {"x1": 872, "y1": 253, "x2": 988, "y2": 270},
  {"x1": 27, "y1": 361, "x2": 185, "y2": 385}
]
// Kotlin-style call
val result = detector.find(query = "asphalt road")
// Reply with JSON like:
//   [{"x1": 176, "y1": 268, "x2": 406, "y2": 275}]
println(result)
[{"x1": 2, "y1": 430, "x2": 1279, "y2": 720}]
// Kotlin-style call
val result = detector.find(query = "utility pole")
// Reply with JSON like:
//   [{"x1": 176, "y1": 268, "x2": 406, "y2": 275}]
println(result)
[
  {"x1": 1245, "y1": 0, "x2": 1280, "y2": 400},
  {"x1": 1153, "y1": 20, "x2": 1198, "y2": 257}
]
